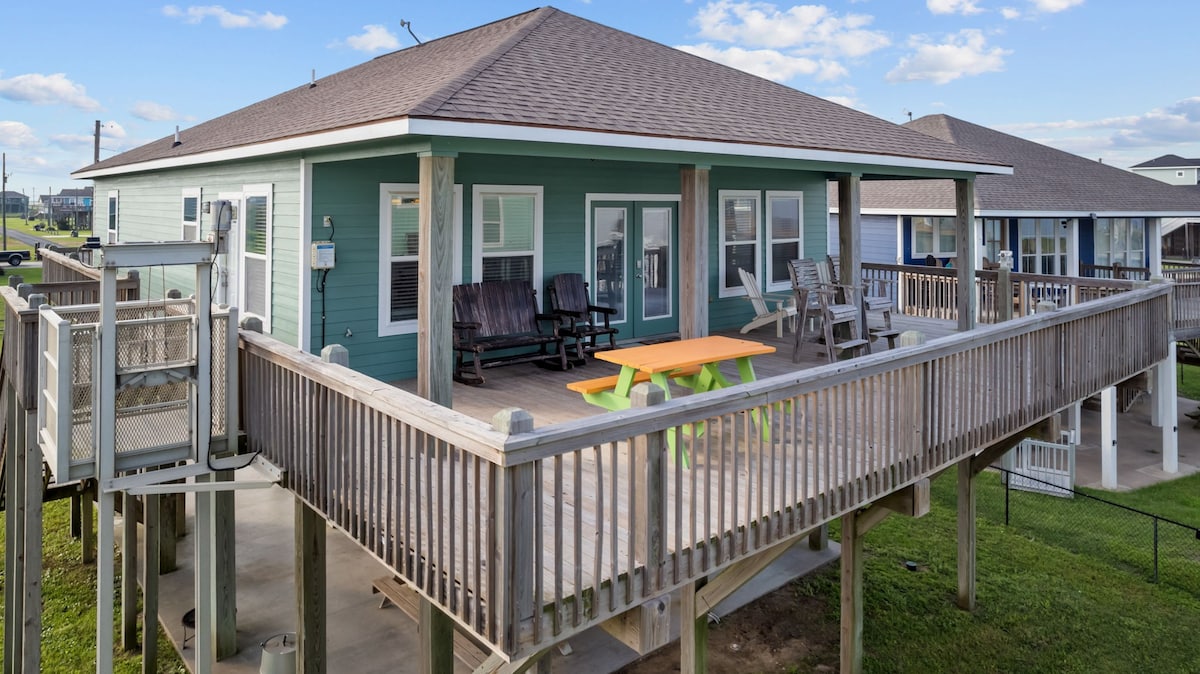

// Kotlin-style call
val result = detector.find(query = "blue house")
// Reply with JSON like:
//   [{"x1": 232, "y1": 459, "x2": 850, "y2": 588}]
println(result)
[
  {"x1": 75, "y1": 8, "x2": 1007, "y2": 383},
  {"x1": 829, "y1": 115, "x2": 1200, "y2": 277}
]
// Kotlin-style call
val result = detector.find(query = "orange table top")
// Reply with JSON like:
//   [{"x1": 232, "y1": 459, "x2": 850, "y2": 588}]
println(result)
[{"x1": 595, "y1": 335, "x2": 775, "y2": 374}]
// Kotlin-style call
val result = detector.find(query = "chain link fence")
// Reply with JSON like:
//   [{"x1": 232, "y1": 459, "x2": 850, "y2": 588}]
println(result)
[{"x1": 978, "y1": 468, "x2": 1200, "y2": 596}]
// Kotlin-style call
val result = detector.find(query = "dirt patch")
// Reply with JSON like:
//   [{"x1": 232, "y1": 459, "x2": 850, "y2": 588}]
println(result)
[{"x1": 617, "y1": 575, "x2": 840, "y2": 673}]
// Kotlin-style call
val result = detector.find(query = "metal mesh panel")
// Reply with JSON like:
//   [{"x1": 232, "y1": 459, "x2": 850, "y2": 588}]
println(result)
[
  {"x1": 114, "y1": 316, "x2": 194, "y2": 372},
  {"x1": 70, "y1": 326, "x2": 95, "y2": 461},
  {"x1": 210, "y1": 316, "x2": 227, "y2": 436}
]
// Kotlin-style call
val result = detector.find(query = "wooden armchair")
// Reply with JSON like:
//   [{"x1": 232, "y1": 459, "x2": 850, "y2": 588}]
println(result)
[
  {"x1": 819, "y1": 255, "x2": 899, "y2": 351},
  {"x1": 546, "y1": 273, "x2": 618, "y2": 364},
  {"x1": 736, "y1": 267, "x2": 796, "y2": 338},
  {"x1": 788, "y1": 258, "x2": 868, "y2": 363}
]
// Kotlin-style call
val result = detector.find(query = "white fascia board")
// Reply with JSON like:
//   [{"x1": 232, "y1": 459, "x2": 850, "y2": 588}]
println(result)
[
  {"x1": 76, "y1": 116, "x2": 1013, "y2": 179},
  {"x1": 831, "y1": 207, "x2": 1200, "y2": 218},
  {"x1": 74, "y1": 119, "x2": 414, "y2": 178},
  {"x1": 407, "y1": 119, "x2": 1014, "y2": 176}
]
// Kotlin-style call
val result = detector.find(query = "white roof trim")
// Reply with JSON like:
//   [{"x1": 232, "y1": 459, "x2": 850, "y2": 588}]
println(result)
[
  {"x1": 832, "y1": 207, "x2": 1200, "y2": 218},
  {"x1": 75, "y1": 116, "x2": 1013, "y2": 179}
]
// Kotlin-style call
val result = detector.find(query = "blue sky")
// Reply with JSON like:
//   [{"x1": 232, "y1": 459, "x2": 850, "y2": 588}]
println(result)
[{"x1": 2, "y1": 1, "x2": 1199, "y2": 198}]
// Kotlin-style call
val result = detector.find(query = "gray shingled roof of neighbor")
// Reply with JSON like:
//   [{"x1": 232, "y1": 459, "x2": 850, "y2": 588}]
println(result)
[
  {"x1": 76, "y1": 7, "x2": 1007, "y2": 177},
  {"x1": 1131, "y1": 154, "x2": 1200, "y2": 169},
  {"x1": 834, "y1": 115, "x2": 1200, "y2": 215}
]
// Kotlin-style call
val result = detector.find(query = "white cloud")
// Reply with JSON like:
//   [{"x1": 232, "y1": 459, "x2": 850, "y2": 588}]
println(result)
[
  {"x1": 1000, "y1": 7, "x2": 1021, "y2": 18},
  {"x1": 927, "y1": 0, "x2": 984, "y2": 16},
  {"x1": 1030, "y1": 0, "x2": 1083, "y2": 12},
  {"x1": 0, "y1": 121, "x2": 38, "y2": 148},
  {"x1": 0, "y1": 73, "x2": 100, "y2": 110},
  {"x1": 131, "y1": 100, "x2": 178, "y2": 121},
  {"x1": 50, "y1": 133, "x2": 93, "y2": 150},
  {"x1": 995, "y1": 98, "x2": 1200, "y2": 165},
  {"x1": 344, "y1": 25, "x2": 400, "y2": 53},
  {"x1": 162, "y1": 5, "x2": 287, "y2": 30},
  {"x1": 678, "y1": 43, "x2": 847, "y2": 82},
  {"x1": 691, "y1": 1, "x2": 890, "y2": 57},
  {"x1": 886, "y1": 29, "x2": 1010, "y2": 84}
]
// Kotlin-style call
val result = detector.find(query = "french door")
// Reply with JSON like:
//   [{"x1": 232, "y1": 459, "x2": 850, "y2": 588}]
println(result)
[{"x1": 591, "y1": 201, "x2": 678, "y2": 338}]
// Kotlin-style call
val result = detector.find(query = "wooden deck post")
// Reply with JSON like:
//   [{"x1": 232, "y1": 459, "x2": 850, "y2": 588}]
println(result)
[
  {"x1": 214, "y1": 472, "x2": 237, "y2": 659},
  {"x1": 417, "y1": 152, "x2": 457, "y2": 673},
  {"x1": 956, "y1": 457, "x2": 976, "y2": 611},
  {"x1": 630, "y1": 383, "x2": 666, "y2": 591},
  {"x1": 954, "y1": 178, "x2": 976, "y2": 332},
  {"x1": 295, "y1": 496, "x2": 326, "y2": 674},
  {"x1": 82, "y1": 483, "x2": 95, "y2": 564},
  {"x1": 20, "y1": 296, "x2": 46, "y2": 674},
  {"x1": 493, "y1": 409, "x2": 536, "y2": 665},
  {"x1": 681, "y1": 579, "x2": 708, "y2": 674},
  {"x1": 1157, "y1": 345, "x2": 1179, "y2": 474},
  {"x1": 121, "y1": 491, "x2": 139, "y2": 651},
  {"x1": 141, "y1": 493, "x2": 160, "y2": 674},
  {"x1": 679, "y1": 166, "x2": 710, "y2": 340},
  {"x1": 4, "y1": 380, "x2": 21, "y2": 674},
  {"x1": 840, "y1": 510, "x2": 864, "y2": 674},
  {"x1": 836, "y1": 174, "x2": 863, "y2": 295}
]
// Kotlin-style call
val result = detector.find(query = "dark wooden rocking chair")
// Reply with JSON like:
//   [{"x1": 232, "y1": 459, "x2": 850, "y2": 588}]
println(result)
[{"x1": 546, "y1": 273, "x2": 619, "y2": 364}]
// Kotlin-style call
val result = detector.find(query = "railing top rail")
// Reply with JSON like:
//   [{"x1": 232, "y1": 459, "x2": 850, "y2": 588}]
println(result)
[
  {"x1": 863, "y1": 261, "x2": 1138, "y2": 289},
  {"x1": 40, "y1": 248, "x2": 101, "y2": 278},
  {"x1": 238, "y1": 330, "x2": 509, "y2": 463},
  {"x1": 0, "y1": 286, "x2": 183, "y2": 316}
]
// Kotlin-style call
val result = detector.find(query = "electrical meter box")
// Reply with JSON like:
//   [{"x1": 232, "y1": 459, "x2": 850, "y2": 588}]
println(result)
[{"x1": 311, "y1": 241, "x2": 335, "y2": 269}]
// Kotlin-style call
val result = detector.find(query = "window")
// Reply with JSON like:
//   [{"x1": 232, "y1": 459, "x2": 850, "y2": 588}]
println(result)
[
  {"x1": 378, "y1": 183, "x2": 464, "y2": 336},
  {"x1": 1094, "y1": 217, "x2": 1145, "y2": 269},
  {"x1": 1177, "y1": 171, "x2": 1186, "y2": 178},
  {"x1": 719, "y1": 190, "x2": 760, "y2": 297},
  {"x1": 241, "y1": 185, "x2": 271, "y2": 328},
  {"x1": 181, "y1": 188, "x2": 201, "y2": 240},
  {"x1": 765, "y1": 191, "x2": 803, "y2": 292},
  {"x1": 911, "y1": 216, "x2": 956, "y2": 258},
  {"x1": 472, "y1": 186, "x2": 541, "y2": 284},
  {"x1": 1018, "y1": 218, "x2": 1067, "y2": 275},
  {"x1": 106, "y1": 190, "x2": 119, "y2": 244},
  {"x1": 982, "y1": 218, "x2": 1006, "y2": 263}
]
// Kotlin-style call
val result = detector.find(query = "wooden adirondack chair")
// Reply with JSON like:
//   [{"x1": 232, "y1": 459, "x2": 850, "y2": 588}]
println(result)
[
  {"x1": 736, "y1": 267, "x2": 796, "y2": 338},
  {"x1": 788, "y1": 258, "x2": 868, "y2": 363},
  {"x1": 819, "y1": 255, "x2": 900, "y2": 351}
]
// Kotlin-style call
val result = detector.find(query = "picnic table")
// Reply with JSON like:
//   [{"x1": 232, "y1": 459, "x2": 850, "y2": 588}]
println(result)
[{"x1": 567, "y1": 335, "x2": 775, "y2": 411}]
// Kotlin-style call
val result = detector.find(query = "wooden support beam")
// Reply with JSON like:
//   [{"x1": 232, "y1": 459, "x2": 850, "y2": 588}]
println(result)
[
  {"x1": 600, "y1": 596, "x2": 670, "y2": 655},
  {"x1": 81, "y1": 483, "x2": 95, "y2": 564},
  {"x1": 680, "y1": 579, "x2": 708, "y2": 674},
  {"x1": 808, "y1": 523, "x2": 828, "y2": 551},
  {"x1": 4, "y1": 381, "x2": 21, "y2": 674},
  {"x1": 214, "y1": 472, "x2": 237, "y2": 659},
  {"x1": 693, "y1": 538, "x2": 799, "y2": 619},
  {"x1": 679, "y1": 166, "x2": 710, "y2": 340},
  {"x1": 855, "y1": 479, "x2": 931, "y2": 535},
  {"x1": 295, "y1": 497, "x2": 326, "y2": 674},
  {"x1": 954, "y1": 178, "x2": 976, "y2": 332},
  {"x1": 492, "y1": 409, "x2": 535, "y2": 662},
  {"x1": 70, "y1": 493, "x2": 82, "y2": 539},
  {"x1": 631, "y1": 383, "x2": 666, "y2": 595},
  {"x1": 121, "y1": 490, "x2": 139, "y2": 651},
  {"x1": 416, "y1": 152, "x2": 456, "y2": 407},
  {"x1": 141, "y1": 493, "x2": 160, "y2": 674},
  {"x1": 956, "y1": 459, "x2": 976, "y2": 611},
  {"x1": 20, "y1": 407, "x2": 41, "y2": 674},
  {"x1": 837, "y1": 175, "x2": 863, "y2": 291},
  {"x1": 840, "y1": 511, "x2": 864, "y2": 674},
  {"x1": 970, "y1": 419, "x2": 1056, "y2": 478},
  {"x1": 158, "y1": 488, "x2": 176, "y2": 572}
]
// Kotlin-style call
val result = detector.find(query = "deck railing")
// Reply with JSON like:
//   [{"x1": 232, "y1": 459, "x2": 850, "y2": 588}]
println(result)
[
  {"x1": 863, "y1": 262, "x2": 1141, "y2": 324},
  {"x1": 239, "y1": 285, "x2": 1171, "y2": 662}
]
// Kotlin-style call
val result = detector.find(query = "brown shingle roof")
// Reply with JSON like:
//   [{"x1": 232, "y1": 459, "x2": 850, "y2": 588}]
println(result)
[
  {"x1": 78, "y1": 7, "x2": 1003, "y2": 175},
  {"x1": 842, "y1": 115, "x2": 1200, "y2": 214}
]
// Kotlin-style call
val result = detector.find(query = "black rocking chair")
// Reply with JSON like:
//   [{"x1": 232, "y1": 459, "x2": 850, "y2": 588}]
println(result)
[{"x1": 546, "y1": 273, "x2": 619, "y2": 364}]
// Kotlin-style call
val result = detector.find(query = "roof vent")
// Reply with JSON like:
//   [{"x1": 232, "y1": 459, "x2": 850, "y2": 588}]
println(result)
[
  {"x1": 309, "y1": 69, "x2": 316, "y2": 89},
  {"x1": 172, "y1": 126, "x2": 182, "y2": 148}
]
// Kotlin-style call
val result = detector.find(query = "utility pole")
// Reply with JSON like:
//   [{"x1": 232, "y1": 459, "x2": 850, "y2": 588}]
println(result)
[
  {"x1": 94, "y1": 119, "x2": 101, "y2": 164},
  {"x1": 2, "y1": 152, "x2": 8, "y2": 249}
]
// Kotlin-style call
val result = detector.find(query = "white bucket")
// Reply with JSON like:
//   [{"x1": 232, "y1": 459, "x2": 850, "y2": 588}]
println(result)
[{"x1": 259, "y1": 633, "x2": 297, "y2": 674}]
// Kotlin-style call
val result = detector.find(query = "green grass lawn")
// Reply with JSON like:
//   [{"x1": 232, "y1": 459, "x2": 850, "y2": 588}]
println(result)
[
  {"x1": 813, "y1": 471, "x2": 1200, "y2": 673},
  {"x1": 1179, "y1": 362, "x2": 1200, "y2": 401},
  {"x1": 0, "y1": 499, "x2": 186, "y2": 672}
]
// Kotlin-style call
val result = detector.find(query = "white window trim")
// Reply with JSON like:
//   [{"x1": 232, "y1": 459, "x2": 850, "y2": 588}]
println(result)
[
  {"x1": 241, "y1": 183, "x2": 272, "y2": 331},
  {"x1": 471, "y1": 185, "x2": 542, "y2": 286},
  {"x1": 718, "y1": 189, "x2": 761, "y2": 298},
  {"x1": 765, "y1": 190, "x2": 803, "y2": 293},
  {"x1": 911, "y1": 216, "x2": 958, "y2": 258},
  {"x1": 377, "y1": 183, "x2": 464, "y2": 337},
  {"x1": 181, "y1": 187, "x2": 201, "y2": 241},
  {"x1": 106, "y1": 190, "x2": 119, "y2": 244}
]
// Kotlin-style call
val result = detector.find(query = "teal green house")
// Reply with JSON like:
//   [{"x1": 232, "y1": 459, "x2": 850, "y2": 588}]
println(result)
[{"x1": 74, "y1": 7, "x2": 1008, "y2": 383}]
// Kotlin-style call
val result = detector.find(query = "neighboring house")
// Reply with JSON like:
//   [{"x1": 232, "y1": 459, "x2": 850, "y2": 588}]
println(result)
[
  {"x1": 1130, "y1": 156, "x2": 1200, "y2": 260},
  {"x1": 0, "y1": 190, "x2": 28, "y2": 216},
  {"x1": 74, "y1": 7, "x2": 1007, "y2": 382},
  {"x1": 39, "y1": 187, "x2": 94, "y2": 228},
  {"x1": 1130, "y1": 154, "x2": 1200, "y2": 186},
  {"x1": 829, "y1": 115, "x2": 1200, "y2": 276}
]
